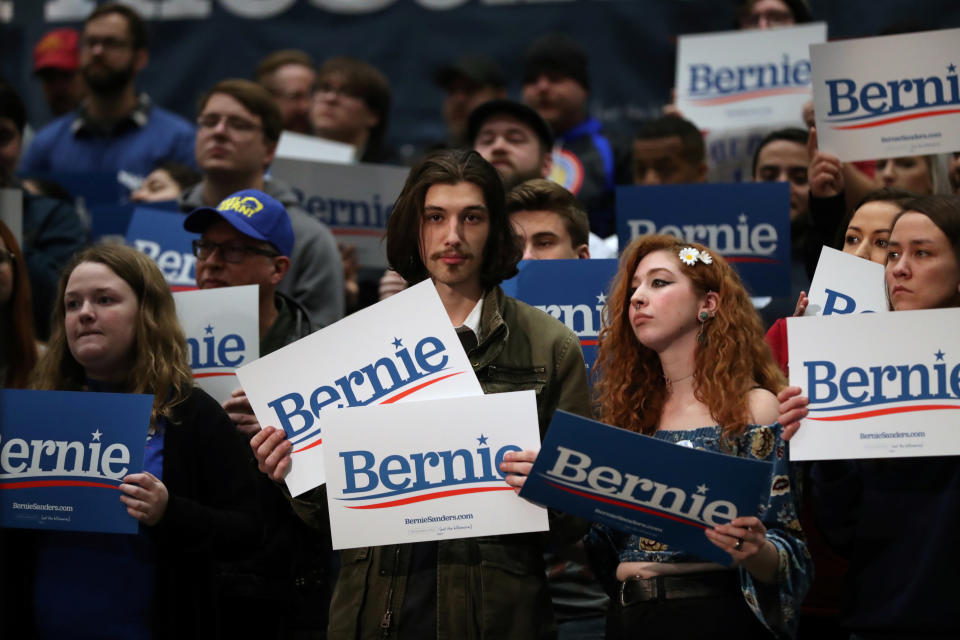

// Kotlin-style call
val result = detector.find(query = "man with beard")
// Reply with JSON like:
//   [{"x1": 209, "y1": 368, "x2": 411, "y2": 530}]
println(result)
[
  {"x1": 20, "y1": 3, "x2": 195, "y2": 195},
  {"x1": 469, "y1": 99, "x2": 552, "y2": 191}
]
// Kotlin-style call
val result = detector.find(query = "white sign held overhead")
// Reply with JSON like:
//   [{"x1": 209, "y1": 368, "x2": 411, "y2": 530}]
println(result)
[
  {"x1": 322, "y1": 391, "x2": 549, "y2": 549},
  {"x1": 811, "y1": 28, "x2": 960, "y2": 162},
  {"x1": 676, "y1": 22, "x2": 826, "y2": 131},
  {"x1": 804, "y1": 247, "x2": 888, "y2": 317},
  {"x1": 787, "y1": 308, "x2": 960, "y2": 461},
  {"x1": 236, "y1": 280, "x2": 483, "y2": 496},
  {"x1": 173, "y1": 285, "x2": 259, "y2": 405}
]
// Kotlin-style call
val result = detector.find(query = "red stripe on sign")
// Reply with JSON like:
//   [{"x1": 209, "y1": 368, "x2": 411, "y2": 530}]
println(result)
[
  {"x1": 292, "y1": 437, "x2": 323, "y2": 454},
  {"x1": 0, "y1": 480, "x2": 119, "y2": 490},
  {"x1": 544, "y1": 480, "x2": 708, "y2": 530},
  {"x1": 690, "y1": 86, "x2": 809, "y2": 106},
  {"x1": 193, "y1": 372, "x2": 235, "y2": 379},
  {"x1": 346, "y1": 485, "x2": 513, "y2": 509},
  {"x1": 808, "y1": 404, "x2": 960, "y2": 421},
  {"x1": 379, "y1": 372, "x2": 464, "y2": 404},
  {"x1": 831, "y1": 109, "x2": 960, "y2": 130}
]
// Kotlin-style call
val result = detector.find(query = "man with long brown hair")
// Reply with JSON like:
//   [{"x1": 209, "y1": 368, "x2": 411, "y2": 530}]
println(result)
[{"x1": 252, "y1": 148, "x2": 592, "y2": 639}]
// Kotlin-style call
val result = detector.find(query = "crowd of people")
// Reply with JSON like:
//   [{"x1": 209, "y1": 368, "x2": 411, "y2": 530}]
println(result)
[{"x1": 2, "y1": 0, "x2": 960, "y2": 639}]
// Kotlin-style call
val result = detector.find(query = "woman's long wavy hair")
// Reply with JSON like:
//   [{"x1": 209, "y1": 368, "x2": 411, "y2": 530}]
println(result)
[
  {"x1": 1, "y1": 220, "x2": 37, "y2": 388},
  {"x1": 31, "y1": 245, "x2": 193, "y2": 425},
  {"x1": 593, "y1": 235, "x2": 786, "y2": 438}
]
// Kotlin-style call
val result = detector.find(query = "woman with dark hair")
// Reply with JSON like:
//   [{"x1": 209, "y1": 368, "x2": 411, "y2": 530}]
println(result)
[
  {"x1": 779, "y1": 194, "x2": 960, "y2": 638},
  {"x1": 6, "y1": 244, "x2": 259, "y2": 638},
  {"x1": 591, "y1": 235, "x2": 811, "y2": 639},
  {"x1": 765, "y1": 187, "x2": 915, "y2": 372},
  {"x1": 0, "y1": 220, "x2": 37, "y2": 388}
]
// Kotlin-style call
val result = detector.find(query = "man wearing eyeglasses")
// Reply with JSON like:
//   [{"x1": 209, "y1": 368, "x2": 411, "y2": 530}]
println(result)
[
  {"x1": 180, "y1": 78, "x2": 345, "y2": 329},
  {"x1": 19, "y1": 3, "x2": 195, "y2": 193},
  {"x1": 183, "y1": 187, "x2": 335, "y2": 637},
  {"x1": 184, "y1": 188, "x2": 308, "y2": 358},
  {"x1": 311, "y1": 57, "x2": 396, "y2": 164}
]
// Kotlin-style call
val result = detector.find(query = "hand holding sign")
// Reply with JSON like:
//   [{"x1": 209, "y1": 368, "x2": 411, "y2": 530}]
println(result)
[
  {"x1": 706, "y1": 516, "x2": 779, "y2": 583},
  {"x1": 499, "y1": 449, "x2": 540, "y2": 494},
  {"x1": 120, "y1": 471, "x2": 169, "y2": 526},
  {"x1": 251, "y1": 426, "x2": 293, "y2": 483},
  {"x1": 808, "y1": 128, "x2": 845, "y2": 199},
  {"x1": 777, "y1": 386, "x2": 808, "y2": 441}
]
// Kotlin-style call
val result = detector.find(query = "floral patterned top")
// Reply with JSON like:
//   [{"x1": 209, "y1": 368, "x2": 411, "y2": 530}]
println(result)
[{"x1": 590, "y1": 423, "x2": 813, "y2": 640}]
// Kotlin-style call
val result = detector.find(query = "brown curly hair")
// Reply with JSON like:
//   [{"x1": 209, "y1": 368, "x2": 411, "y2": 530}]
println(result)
[{"x1": 593, "y1": 235, "x2": 785, "y2": 438}]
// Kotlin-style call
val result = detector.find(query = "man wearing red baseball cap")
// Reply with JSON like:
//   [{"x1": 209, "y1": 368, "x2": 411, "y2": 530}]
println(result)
[{"x1": 32, "y1": 28, "x2": 85, "y2": 118}]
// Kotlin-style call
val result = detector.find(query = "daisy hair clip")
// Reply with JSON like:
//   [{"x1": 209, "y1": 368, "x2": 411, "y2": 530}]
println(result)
[{"x1": 678, "y1": 246, "x2": 713, "y2": 266}]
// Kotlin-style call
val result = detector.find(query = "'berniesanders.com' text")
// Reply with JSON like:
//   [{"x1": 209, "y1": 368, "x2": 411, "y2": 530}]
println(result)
[{"x1": 405, "y1": 513, "x2": 474, "y2": 525}]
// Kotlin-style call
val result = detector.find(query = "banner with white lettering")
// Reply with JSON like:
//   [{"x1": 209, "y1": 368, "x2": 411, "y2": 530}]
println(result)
[
  {"x1": 125, "y1": 207, "x2": 197, "y2": 291},
  {"x1": 0, "y1": 389, "x2": 153, "y2": 534},
  {"x1": 811, "y1": 28, "x2": 960, "y2": 162},
  {"x1": 173, "y1": 285, "x2": 259, "y2": 405},
  {"x1": 272, "y1": 158, "x2": 409, "y2": 272},
  {"x1": 236, "y1": 280, "x2": 483, "y2": 496},
  {"x1": 787, "y1": 308, "x2": 960, "y2": 460},
  {"x1": 322, "y1": 391, "x2": 547, "y2": 549},
  {"x1": 501, "y1": 259, "x2": 617, "y2": 382},
  {"x1": 676, "y1": 23, "x2": 826, "y2": 131},
  {"x1": 804, "y1": 247, "x2": 887, "y2": 317},
  {"x1": 616, "y1": 182, "x2": 791, "y2": 296},
  {"x1": 520, "y1": 411, "x2": 772, "y2": 565}
]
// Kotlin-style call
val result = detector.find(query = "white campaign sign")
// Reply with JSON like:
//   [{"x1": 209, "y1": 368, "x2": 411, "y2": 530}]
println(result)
[
  {"x1": 236, "y1": 280, "x2": 483, "y2": 496},
  {"x1": 173, "y1": 285, "x2": 259, "y2": 405},
  {"x1": 272, "y1": 157, "x2": 410, "y2": 271},
  {"x1": 787, "y1": 308, "x2": 960, "y2": 461},
  {"x1": 811, "y1": 28, "x2": 960, "y2": 162},
  {"x1": 804, "y1": 247, "x2": 888, "y2": 317},
  {"x1": 322, "y1": 391, "x2": 548, "y2": 549},
  {"x1": 275, "y1": 131, "x2": 356, "y2": 164},
  {"x1": 676, "y1": 22, "x2": 826, "y2": 131}
]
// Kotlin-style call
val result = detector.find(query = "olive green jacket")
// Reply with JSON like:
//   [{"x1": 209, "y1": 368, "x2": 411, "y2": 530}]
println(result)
[{"x1": 290, "y1": 287, "x2": 591, "y2": 639}]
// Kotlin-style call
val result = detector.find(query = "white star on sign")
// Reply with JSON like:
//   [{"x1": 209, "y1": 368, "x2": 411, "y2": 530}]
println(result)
[
  {"x1": 696, "y1": 484, "x2": 709, "y2": 494},
  {"x1": 92, "y1": 429, "x2": 102, "y2": 442},
  {"x1": 738, "y1": 213, "x2": 748, "y2": 224},
  {"x1": 596, "y1": 292, "x2": 607, "y2": 305}
]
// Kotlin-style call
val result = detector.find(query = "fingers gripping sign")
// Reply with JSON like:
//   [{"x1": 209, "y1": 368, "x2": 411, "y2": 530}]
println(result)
[
  {"x1": 250, "y1": 426, "x2": 293, "y2": 483},
  {"x1": 222, "y1": 387, "x2": 260, "y2": 439},
  {"x1": 120, "y1": 471, "x2": 169, "y2": 526},
  {"x1": 499, "y1": 448, "x2": 539, "y2": 494},
  {"x1": 777, "y1": 386, "x2": 809, "y2": 441},
  {"x1": 705, "y1": 516, "x2": 774, "y2": 566}
]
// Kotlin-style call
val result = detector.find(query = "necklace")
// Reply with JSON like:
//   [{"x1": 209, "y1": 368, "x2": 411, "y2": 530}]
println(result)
[{"x1": 664, "y1": 373, "x2": 694, "y2": 393}]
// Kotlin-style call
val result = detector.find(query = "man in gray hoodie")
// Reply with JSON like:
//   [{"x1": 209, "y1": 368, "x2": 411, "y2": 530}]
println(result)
[{"x1": 179, "y1": 78, "x2": 344, "y2": 328}]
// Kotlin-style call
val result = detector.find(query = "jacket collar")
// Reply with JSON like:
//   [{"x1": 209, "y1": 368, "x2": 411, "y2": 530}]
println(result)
[{"x1": 471, "y1": 286, "x2": 508, "y2": 369}]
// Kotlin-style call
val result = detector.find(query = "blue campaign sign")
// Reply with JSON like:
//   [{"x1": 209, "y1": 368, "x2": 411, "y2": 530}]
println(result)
[
  {"x1": 520, "y1": 411, "x2": 772, "y2": 565},
  {"x1": 34, "y1": 171, "x2": 126, "y2": 206},
  {"x1": 616, "y1": 182, "x2": 791, "y2": 296},
  {"x1": 501, "y1": 259, "x2": 618, "y2": 383},
  {"x1": 125, "y1": 207, "x2": 197, "y2": 291},
  {"x1": 90, "y1": 200, "x2": 179, "y2": 241},
  {"x1": 0, "y1": 389, "x2": 153, "y2": 534}
]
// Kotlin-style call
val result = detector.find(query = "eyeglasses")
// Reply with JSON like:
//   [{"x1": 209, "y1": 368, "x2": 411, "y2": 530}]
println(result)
[
  {"x1": 192, "y1": 239, "x2": 279, "y2": 263},
  {"x1": 740, "y1": 9, "x2": 794, "y2": 28},
  {"x1": 197, "y1": 113, "x2": 263, "y2": 135},
  {"x1": 313, "y1": 81, "x2": 362, "y2": 100},
  {"x1": 80, "y1": 36, "x2": 132, "y2": 52}
]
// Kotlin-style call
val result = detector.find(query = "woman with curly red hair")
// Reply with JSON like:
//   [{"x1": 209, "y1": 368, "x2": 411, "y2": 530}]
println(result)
[{"x1": 591, "y1": 234, "x2": 811, "y2": 639}]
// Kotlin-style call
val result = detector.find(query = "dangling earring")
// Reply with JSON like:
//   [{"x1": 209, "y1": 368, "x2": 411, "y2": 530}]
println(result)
[{"x1": 697, "y1": 311, "x2": 709, "y2": 345}]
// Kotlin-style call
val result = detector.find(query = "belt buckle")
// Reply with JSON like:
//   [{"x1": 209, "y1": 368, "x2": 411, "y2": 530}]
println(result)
[{"x1": 619, "y1": 576, "x2": 661, "y2": 607}]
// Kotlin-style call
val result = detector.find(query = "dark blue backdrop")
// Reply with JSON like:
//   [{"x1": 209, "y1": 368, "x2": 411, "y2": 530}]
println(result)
[{"x1": 3, "y1": 0, "x2": 959, "y2": 160}]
